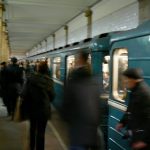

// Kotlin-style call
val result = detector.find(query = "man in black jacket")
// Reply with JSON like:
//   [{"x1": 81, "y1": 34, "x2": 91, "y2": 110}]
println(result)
[
  {"x1": 116, "y1": 68, "x2": 150, "y2": 150},
  {"x1": 4, "y1": 57, "x2": 23, "y2": 117},
  {"x1": 21, "y1": 61, "x2": 55, "y2": 150},
  {"x1": 0, "y1": 62, "x2": 8, "y2": 107},
  {"x1": 63, "y1": 51, "x2": 103, "y2": 150}
]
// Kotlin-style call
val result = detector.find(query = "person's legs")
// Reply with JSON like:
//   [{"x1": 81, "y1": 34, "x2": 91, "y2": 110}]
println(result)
[
  {"x1": 36, "y1": 119, "x2": 47, "y2": 150},
  {"x1": 7, "y1": 87, "x2": 18, "y2": 119},
  {"x1": 29, "y1": 119, "x2": 37, "y2": 150},
  {"x1": 11, "y1": 95, "x2": 18, "y2": 118},
  {"x1": 89, "y1": 146, "x2": 101, "y2": 150},
  {"x1": 3, "y1": 94, "x2": 11, "y2": 116},
  {"x1": 133, "y1": 147, "x2": 150, "y2": 150},
  {"x1": 69, "y1": 146, "x2": 88, "y2": 150}
]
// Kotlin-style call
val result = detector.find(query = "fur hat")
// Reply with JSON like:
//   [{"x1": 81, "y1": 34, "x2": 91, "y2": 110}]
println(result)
[{"x1": 123, "y1": 68, "x2": 143, "y2": 79}]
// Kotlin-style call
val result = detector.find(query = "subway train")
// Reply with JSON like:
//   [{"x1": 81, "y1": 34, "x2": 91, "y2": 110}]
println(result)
[{"x1": 26, "y1": 20, "x2": 150, "y2": 150}]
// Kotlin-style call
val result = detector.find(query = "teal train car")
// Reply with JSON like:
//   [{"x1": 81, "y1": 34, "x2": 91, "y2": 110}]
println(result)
[
  {"x1": 27, "y1": 39, "x2": 92, "y2": 110},
  {"x1": 26, "y1": 20, "x2": 150, "y2": 150},
  {"x1": 27, "y1": 34, "x2": 112, "y2": 149},
  {"x1": 90, "y1": 33, "x2": 112, "y2": 150},
  {"x1": 108, "y1": 20, "x2": 150, "y2": 150}
]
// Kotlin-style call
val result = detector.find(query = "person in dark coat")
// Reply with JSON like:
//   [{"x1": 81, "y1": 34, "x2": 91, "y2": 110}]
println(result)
[
  {"x1": 21, "y1": 61, "x2": 55, "y2": 150},
  {"x1": 116, "y1": 68, "x2": 150, "y2": 150},
  {"x1": 0, "y1": 62, "x2": 8, "y2": 106},
  {"x1": 63, "y1": 51, "x2": 102, "y2": 150},
  {"x1": 25, "y1": 60, "x2": 35, "y2": 78},
  {"x1": 5, "y1": 57, "x2": 23, "y2": 117}
]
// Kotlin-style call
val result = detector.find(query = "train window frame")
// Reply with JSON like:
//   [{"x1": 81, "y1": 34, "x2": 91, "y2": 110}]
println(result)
[
  {"x1": 112, "y1": 48, "x2": 128, "y2": 102},
  {"x1": 52, "y1": 57, "x2": 61, "y2": 80}
]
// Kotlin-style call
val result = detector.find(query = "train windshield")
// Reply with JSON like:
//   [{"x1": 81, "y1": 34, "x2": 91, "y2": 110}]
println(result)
[
  {"x1": 112, "y1": 48, "x2": 128, "y2": 102},
  {"x1": 53, "y1": 57, "x2": 61, "y2": 79}
]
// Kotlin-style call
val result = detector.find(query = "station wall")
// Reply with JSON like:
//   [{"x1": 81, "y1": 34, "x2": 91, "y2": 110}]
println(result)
[{"x1": 29, "y1": 0, "x2": 139, "y2": 55}]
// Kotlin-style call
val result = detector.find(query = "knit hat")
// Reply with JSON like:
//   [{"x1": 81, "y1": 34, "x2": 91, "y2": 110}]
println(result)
[{"x1": 123, "y1": 68, "x2": 143, "y2": 79}]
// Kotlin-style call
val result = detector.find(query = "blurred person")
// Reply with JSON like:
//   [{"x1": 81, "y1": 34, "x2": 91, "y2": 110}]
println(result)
[
  {"x1": 63, "y1": 51, "x2": 103, "y2": 150},
  {"x1": 21, "y1": 61, "x2": 55, "y2": 150},
  {"x1": 25, "y1": 60, "x2": 35, "y2": 78},
  {"x1": 116, "y1": 68, "x2": 150, "y2": 150},
  {"x1": 45, "y1": 58, "x2": 52, "y2": 77},
  {"x1": 5, "y1": 57, "x2": 23, "y2": 117},
  {"x1": 0, "y1": 62, "x2": 8, "y2": 107},
  {"x1": 19, "y1": 61, "x2": 25, "y2": 85}
]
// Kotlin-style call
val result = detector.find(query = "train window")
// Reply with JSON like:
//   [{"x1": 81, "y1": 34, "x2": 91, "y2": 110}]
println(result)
[
  {"x1": 53, "y1": 57, "x2": 61, "y2": 79},
  {"x1": 103, "y1": 56, "x2": 110, "y2": 93},
  {"x1": 66, "y1": 53, "x2": 91, "y2": 78},
  {"x1": 112, "y1": 48, "x2": 128, "y2": 102},
  {"x1": 88, "y1": 54, "x2": 91, "y2": 64},
  {"x1": 47, "y1": 58, "x2": 51, "y2": 68},
  {"x1": 66, "y1": 55, "x2": 75, "y2": 78}
]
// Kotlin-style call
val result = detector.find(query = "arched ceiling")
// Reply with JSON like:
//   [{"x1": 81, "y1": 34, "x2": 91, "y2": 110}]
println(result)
[{"x1": 3, "y1": 0, "x2": 100, "y2": 54}]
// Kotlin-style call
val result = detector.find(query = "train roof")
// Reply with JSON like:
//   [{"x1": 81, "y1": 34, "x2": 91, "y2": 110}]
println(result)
[
  {"x1": 27, "y1": 20, "x2": 150, "y2": 59},
  {"x1": 27, "y1": 38, "x2": 92, "y2": 59},
  {"x1": 110, "y1": 20, "x2": 150, "y2": 44},
  {"x1": 90, "y1": 32, "x2": 115, "y2": 51}
]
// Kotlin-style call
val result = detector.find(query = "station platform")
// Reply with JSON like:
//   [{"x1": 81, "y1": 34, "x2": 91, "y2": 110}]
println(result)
[{"x1": 0, "y1": 98, "x2": 68, "y2": 150}]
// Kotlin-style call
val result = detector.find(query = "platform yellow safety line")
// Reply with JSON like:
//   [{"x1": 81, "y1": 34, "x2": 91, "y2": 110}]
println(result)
[{"x1": 48, "y1": 121, "x2": 67, "y2": 150}]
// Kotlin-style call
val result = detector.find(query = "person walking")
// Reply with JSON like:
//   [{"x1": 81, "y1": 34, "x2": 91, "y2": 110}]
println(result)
[
  {"x1": 116, "y1": 68, "x2": 150, "y2": 150},
  {"x1": 5, "y1": 57, "x2": 23, "y2": 117},
  {"x1": 63, "y1": 51, "x2": 103, "y2": 150},
  {"x1": 0, "y1": 62, "x2": 8, "y2": 108}
]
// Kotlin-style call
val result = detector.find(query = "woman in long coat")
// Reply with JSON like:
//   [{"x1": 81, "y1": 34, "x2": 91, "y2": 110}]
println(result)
[{"x1": 21, "y1": 61, "x2": 55, "y2": 150}]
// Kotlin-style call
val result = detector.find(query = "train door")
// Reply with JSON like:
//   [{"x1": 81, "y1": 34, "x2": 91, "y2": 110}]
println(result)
[
  {"x1": 66, "y1": 55, "x2": 75, "y2": 78},
  {"x1": 91, "y1": 50, "x2": 110, "y2": 150},
  {"x1": 46, "y1": 57, "x2": 52, "y2": 77},
  {"x1": 52, "y1": 56, "x2": 63, "y2": 109},
  {"x1": 52, "y1": 57, "x2": 61, "y2": 80}
]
